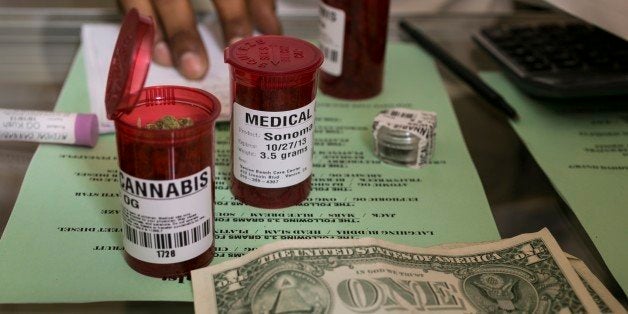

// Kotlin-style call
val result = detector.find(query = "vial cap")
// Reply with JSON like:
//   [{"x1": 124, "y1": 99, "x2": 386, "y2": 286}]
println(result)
[
  {"x1": 224, "y1": 35, "x2": 323, "y2": 76},
  {"x1": 105, "y1": 8, "x2": 154, "y2": 120},
  {"x1": 377, "y1": 126, "x2": 420, "y2": 147},
  {"x1": 74, "y1": 113, "x2": 99, "y2": 147}
]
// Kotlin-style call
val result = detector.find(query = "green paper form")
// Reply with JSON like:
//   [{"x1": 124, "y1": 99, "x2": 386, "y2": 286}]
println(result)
[
  {"x1": 0, "y1": 44, "x2": 499, "y2": 303},
  {"x1": 481, "y1": 72, "x2": 628, "y2": 295}
]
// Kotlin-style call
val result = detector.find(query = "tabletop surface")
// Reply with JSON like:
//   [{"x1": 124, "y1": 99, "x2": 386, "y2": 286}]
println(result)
[{"x1": 0, "y1": 2, "x2": 625, "y2": 312}]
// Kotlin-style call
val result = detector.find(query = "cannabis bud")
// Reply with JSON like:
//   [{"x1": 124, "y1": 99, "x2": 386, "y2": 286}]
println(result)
[{"x1": 145, "y1": 115, "x2": 194, "y2": 130}]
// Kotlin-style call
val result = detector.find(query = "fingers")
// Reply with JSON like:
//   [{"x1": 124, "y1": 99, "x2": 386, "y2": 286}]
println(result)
[
  {"x1": 118, "y1": 0, "x2": 172, "y2": 66},
  {"x1": 153, "y1": 0, "x2": 208, "y2": 80},
  {"x1": 247, "y1": 0, "x2": 282, "y2": 36},
  {"x1": 119, "y1": 0, "x2": 282, "y2": 80},
  {"x1": 212, "y1": 0, "x2": 253, "y2": 44}
]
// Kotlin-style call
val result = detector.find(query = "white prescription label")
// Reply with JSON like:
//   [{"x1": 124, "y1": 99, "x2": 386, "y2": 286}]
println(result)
[
  {"x1": 233, "y1": 101, "x2": 315, "y2": 188},
  {"x1": 319, "y1": 1, "x2": 346, "y2": 76},
  {"x1": 0, "y1": 109, "x2": 76, "y2": 144},
  {"x1": 119, "y1": 168, "x2": 213, "y2": 264}
]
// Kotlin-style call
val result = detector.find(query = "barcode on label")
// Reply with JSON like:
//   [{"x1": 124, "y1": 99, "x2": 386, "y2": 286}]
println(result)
[
  {"x1": 124, "y1": 219, "x2": 211, "y2": 249},
  {"x1": 389, "y1": 110, "x2": 417, "y2": 119},
  {"x1": 322, "y1": 45, "x2": 339, "y2": 63}
]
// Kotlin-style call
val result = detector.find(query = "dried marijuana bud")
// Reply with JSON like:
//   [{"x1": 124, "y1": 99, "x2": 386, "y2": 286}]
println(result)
[{"x1": 146, "y1": 115, "x2": 194, "y2": 130}]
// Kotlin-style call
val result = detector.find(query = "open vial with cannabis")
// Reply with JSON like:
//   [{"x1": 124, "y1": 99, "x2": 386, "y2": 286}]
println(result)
[{"x1": 105, "y1": 8, "x2": 220, "y2": 278}]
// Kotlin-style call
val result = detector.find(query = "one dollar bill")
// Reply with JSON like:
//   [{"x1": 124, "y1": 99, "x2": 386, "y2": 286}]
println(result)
[
  {"x1": 192, "y1": 229, "x2": 620, "y2": 313},
  {"x1": 567, "y1": 254, "x2": 626, "y2": 314},
  {"x1": 430, "y1": 243, "x2": 626, "y2": 313}
]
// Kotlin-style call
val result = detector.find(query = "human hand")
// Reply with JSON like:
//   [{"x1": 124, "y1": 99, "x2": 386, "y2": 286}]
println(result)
[{"x1": 119, "y1": 0, "x2": 281, "y2": 80}]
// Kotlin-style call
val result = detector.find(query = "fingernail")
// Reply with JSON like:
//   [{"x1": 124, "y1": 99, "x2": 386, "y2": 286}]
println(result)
[
  {"x1": 179, "y1": 52, "x2": 205, "y2": 79},
  {"x1": 153, "y1": 41, "x2": 172, "y2": 66},
  {"x1": 229, "y1": 37, "x2": 244, "y2": 45}
]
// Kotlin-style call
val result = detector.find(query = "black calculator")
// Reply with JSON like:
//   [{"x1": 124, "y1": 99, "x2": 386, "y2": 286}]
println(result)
[{"x1": 473, "y1": 23, "x2": 628, "y2": 98}]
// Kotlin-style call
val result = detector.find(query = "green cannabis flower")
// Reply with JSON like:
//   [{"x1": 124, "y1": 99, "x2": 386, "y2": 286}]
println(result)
[{"x1": 145, "y1": 115, "x2": 194, "y2": 130}]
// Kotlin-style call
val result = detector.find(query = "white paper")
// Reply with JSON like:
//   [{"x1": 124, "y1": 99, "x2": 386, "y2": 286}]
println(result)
[{"x1": 81, "y1": 23, "x2": 231, "y2": 134}]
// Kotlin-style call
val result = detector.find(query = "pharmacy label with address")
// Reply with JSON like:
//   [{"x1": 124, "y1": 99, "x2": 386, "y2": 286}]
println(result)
[{"x1": 233, "y1": 101, "x2": 315, "y2": 188}]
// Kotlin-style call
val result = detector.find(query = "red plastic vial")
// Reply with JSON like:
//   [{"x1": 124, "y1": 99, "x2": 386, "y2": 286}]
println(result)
[
  {"x1": 106, "y1": 9, "x2": 220, "y2": 278},
  {"x1": 319, "y1": 0, "x2": 391, "y2": 99},
  {"x1": 225, "y1": 35, "x2": 323, "y2": 209}
]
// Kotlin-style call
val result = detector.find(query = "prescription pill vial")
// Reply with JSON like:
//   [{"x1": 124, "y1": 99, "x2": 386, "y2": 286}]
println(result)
[
  {"x1": 225, "y1": 35, "x2": 323, "y2": 209},
  {"x1": 106, "y1": 9, "x2": 220, "y2": 277},
  {"x1": 319, "y1": 0, "x2": 391, "y2": 99}
]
